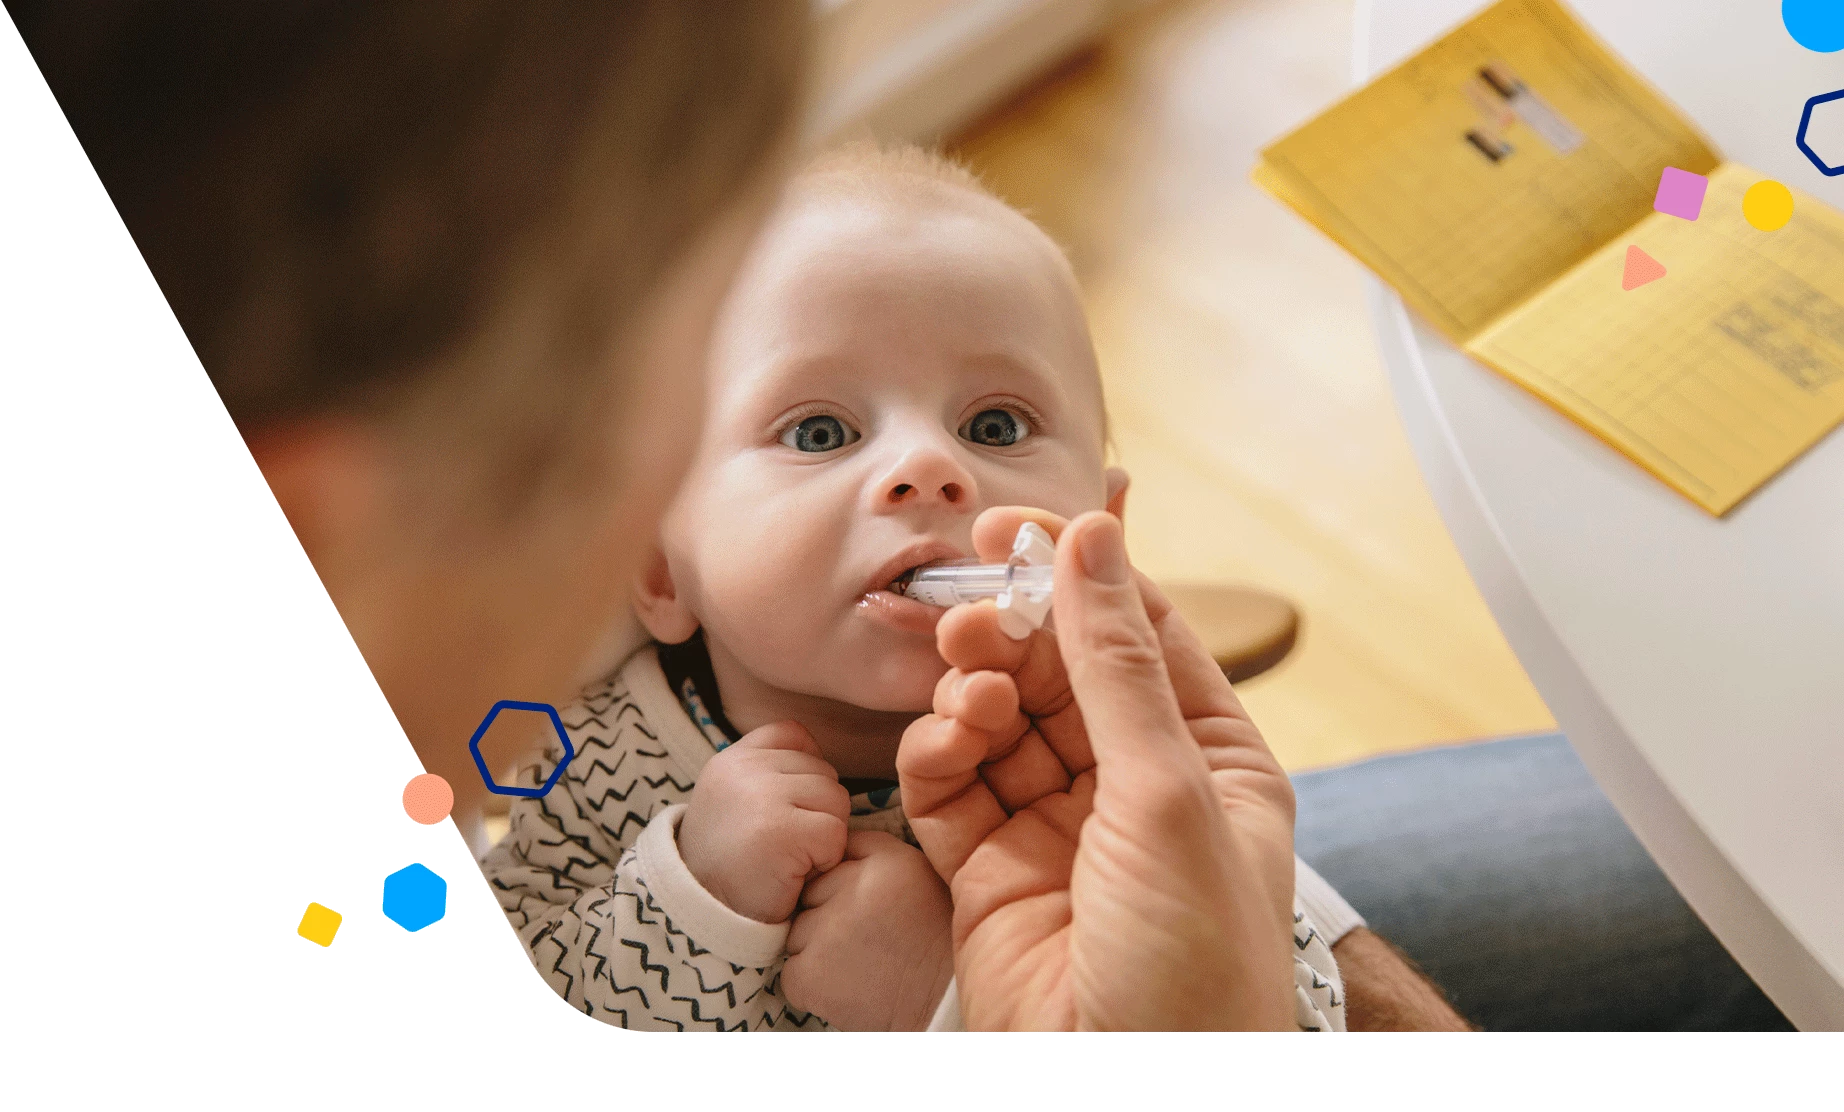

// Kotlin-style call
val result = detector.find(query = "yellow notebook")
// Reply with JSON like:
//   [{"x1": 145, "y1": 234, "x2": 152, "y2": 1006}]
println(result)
[{"x1": 1255, "y1": 0, "x2": 1844, "y2": 516}]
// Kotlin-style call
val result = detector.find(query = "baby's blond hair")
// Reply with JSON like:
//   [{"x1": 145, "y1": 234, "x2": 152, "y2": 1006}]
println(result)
[
  {"x1": 792, "y1": 142, "x2": 1075, "y2": 265},
  {"x1": 796, "y1": 141, "x2": 1000, "y2": 203}
]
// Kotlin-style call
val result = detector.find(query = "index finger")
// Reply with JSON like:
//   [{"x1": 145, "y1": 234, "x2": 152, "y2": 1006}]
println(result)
[
  {"x1": 971, "y1": 506, "x2": 1069, "y2": 562},
  {"x1": 976, "y1": 505, "x2": 1252, "y2": 743}
]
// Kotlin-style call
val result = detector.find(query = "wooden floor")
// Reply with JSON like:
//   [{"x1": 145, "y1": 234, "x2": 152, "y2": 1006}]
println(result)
[{"x1": 947, "y1": 0, "x2": 1556, "y2": 770}]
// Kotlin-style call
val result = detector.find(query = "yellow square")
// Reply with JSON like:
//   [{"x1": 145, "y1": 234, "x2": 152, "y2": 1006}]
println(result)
[{"x1": 297, "y1": 902, "x2": 342, "y2": 947}]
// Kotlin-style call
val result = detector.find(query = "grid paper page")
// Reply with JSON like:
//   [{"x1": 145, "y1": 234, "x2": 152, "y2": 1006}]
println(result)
[
  {"x1": 1467, "y1": 164, "x2": 1844, "y2": 516},
  {"x1": 1257, "y1": 0, "x2": 1716, "y2": 342}
]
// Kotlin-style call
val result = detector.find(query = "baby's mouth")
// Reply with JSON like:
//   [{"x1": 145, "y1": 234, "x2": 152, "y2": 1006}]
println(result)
[
  {"x1": 859, "y1": 548, "x2": 967, "y2": 632},
  {"x1": 885, "y1": 557, "x2": 975, "y2": 597},
  {"x1": 865, "y1": 545, "x2": 972, "y2": 605}
]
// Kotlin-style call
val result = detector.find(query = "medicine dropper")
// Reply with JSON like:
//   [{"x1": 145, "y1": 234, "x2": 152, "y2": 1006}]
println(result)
[{"x1": 897, "y1": 521, "x2": 1056, "y2": 639}]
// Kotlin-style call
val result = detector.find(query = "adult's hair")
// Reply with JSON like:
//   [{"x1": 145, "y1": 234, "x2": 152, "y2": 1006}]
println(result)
[{"x1": 12, "y1": 1, "x2": 808, "y2": 511}]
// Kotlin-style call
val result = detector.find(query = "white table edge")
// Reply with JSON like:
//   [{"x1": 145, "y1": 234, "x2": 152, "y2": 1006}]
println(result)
[
  {"x1": 1348, "y1": 0, "x2": 1844, "y2": 1030},
  {"x1": 1365, "y1": 283, "x2": 1844, "y2": 1031}
]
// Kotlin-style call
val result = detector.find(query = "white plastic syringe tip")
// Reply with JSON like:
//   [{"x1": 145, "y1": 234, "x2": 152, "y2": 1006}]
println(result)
[
  {"x1": 995, "y1": 521, "x2": 1056, "y2": 640},
  {"x1": 1010, "y1": 521, "x2": 1056, "y2": 567}
]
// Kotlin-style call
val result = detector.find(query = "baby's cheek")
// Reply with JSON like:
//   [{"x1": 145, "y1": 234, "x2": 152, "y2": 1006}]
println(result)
[
  {"x1": 698, "y1": 547, "x2": 825, "y2": 660},
  {"x1": 982, "y1": 452, "x2": 1109, "y2": 522},
  {"x1": 693, "y1": 477, "x2": 859, "y2": 667}
]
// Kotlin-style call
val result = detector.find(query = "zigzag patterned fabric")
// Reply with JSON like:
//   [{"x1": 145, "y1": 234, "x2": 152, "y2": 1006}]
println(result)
[
  {"x1": 1293, "y1": 910, "x2": 1345, "y2": 1030},
  {"x1": 479, "y1": 645, "x2": 1345, "y2": 1031}
]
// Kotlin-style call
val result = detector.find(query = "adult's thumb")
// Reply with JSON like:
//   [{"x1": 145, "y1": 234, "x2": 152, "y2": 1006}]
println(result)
[{"x1": 1052, "y1": 513, "x2": 1196, "y2": 777}]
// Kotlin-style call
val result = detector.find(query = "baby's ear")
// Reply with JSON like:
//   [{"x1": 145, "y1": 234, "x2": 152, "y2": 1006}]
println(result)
[
  {"x1": 631, "y1": 546, "x2": 700, "y2": 645},
  {"x1": 1104, "y1": 466, "x2": 1130, "y2": 525}
]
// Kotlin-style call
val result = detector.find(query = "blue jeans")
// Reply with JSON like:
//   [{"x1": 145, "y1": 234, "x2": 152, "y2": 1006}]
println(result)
[{"x1": 1292, "y1": 733, "x2": 1794, "y2": 1031}]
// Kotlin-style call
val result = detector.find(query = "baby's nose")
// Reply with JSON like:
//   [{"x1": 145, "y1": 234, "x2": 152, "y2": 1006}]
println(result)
[
  {"x1": 873, "y1": 445, "x2": 977, "y2": 513},
  {"x1": 888, "y1": 478, "x2": 966, "y2": 505}
]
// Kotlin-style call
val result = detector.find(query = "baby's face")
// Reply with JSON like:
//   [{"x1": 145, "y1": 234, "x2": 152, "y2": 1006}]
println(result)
[{"x1": 657, "y1": 184, "x2": 1111, "y2": 712}]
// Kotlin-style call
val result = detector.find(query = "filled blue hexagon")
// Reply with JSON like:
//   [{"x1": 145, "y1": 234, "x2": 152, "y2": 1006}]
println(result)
[{"x1": 382, "y1": 863, "x2": 447, "y2": 932}]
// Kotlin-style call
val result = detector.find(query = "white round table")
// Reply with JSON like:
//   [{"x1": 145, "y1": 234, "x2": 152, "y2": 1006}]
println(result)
[{"x1": 1357, "y1": 0, "x2": 1844, "y2": 1029}]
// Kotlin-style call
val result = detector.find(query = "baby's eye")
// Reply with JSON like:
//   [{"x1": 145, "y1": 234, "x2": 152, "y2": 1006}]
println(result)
[
  {"x1": 960, "y1": 408, "x2": 1030, "y2": 447},
  {"x1": 780, "y1": 414, "x2": 860, "y2": 453}
]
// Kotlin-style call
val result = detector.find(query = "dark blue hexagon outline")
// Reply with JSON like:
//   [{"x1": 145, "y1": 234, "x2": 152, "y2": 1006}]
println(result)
[
  {"x1": 468, "y1": 699, "x2": 575, "y2": 797},
  {"x1": 1797, "y1": 88, "x2": 1844, "y2": 176}
]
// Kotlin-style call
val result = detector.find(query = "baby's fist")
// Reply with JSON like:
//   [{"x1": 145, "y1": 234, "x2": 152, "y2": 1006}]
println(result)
[
  {"x1": 678, "y1": 721, "x2": 851, "y2": 924},
  {"x1": 783, "y1": 831, "x2": 955, "y2": 1030}
]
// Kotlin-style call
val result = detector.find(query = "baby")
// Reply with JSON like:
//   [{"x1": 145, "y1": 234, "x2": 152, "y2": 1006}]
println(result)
[{"x1": 481, "y1": 145, "x2": 1343, "y2": 1031}]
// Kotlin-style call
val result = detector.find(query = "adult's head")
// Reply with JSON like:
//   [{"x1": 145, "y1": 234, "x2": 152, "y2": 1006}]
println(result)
[{"x1": 15, "y1": 1, "x2": 810, "y2": 821}]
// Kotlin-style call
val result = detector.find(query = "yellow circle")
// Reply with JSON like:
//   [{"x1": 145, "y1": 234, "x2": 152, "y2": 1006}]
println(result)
[{"x1": 1743, "y1": 180, "x2": 1794, "y2": 231}]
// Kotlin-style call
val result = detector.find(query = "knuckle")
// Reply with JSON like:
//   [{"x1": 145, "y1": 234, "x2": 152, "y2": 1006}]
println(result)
[
  {"x1": 737, "y1": 721, "x2": 804, "y2": 753},
  {"x1": 1077, "y1": 615, "x2": 1165, "y2": 676},
  {"x1": 771, "y1": 721, "x2": 818, "y2": 752},
  {"x1": 698, "y1": 752, "x2": 757, "y2": 794},
  {"x1": 931, "y1": 669, "x2": 964, "y2": 714},
  {"x1": 788, "y1": 752, "x2": 840, "y2": 779},
  {"x1": 788, "y1": 811, "x2": 847, "y2": 857},
  {"x1": 895, "y1": 717, "x2": 948, "y2": 776},
  {"x1": 754, "y1": 802, "x2": 802, "y2": 846}
]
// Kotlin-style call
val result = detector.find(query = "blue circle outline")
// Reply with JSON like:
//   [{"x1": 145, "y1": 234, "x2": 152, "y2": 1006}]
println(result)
[
  {"x1": 468, "y1": 699, "x2": 575, "y2": 797},
  {"x1": 1797, "y1": 89, "x2": 1844, "y2": 176}
]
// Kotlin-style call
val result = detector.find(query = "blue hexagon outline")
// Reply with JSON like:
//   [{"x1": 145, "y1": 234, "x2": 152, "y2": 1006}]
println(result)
[
  {"x1": 1797, "y1": 88, "x2": 1844, "y2": 176},
  {"x1": 382, "y1": 862, "x2": 447, "y2": 932},
  {"x1": 468, "y1": 699, "x2": 575, "y2": 798}
]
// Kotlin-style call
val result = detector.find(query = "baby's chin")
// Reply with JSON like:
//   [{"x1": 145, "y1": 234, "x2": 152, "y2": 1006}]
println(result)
[{"x1": 814, "y1": 642, "x2": 950, "y2": 714}]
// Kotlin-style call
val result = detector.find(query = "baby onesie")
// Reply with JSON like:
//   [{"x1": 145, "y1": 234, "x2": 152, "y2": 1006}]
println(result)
[{"x1": 477, "y1": 641, "x2": 1347, "y2": 1031}]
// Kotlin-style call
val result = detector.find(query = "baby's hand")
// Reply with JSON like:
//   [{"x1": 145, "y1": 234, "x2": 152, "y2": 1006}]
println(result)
[
  {"x1": 782, "y1": 831, "x2": 955, "y2": 1031},
  {"x1": 678, "y1": 722, "x2": 852, "y2": 924}
]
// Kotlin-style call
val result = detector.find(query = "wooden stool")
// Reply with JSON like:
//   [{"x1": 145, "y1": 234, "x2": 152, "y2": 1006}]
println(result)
[{"x1": 1158, "y1": 583, "x2": 1300, "y2": 684}]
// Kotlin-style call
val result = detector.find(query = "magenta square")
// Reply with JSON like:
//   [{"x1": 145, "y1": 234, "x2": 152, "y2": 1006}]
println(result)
[{"x1": 1653, "y1": 166, "x2": 1708, "y2": 221}]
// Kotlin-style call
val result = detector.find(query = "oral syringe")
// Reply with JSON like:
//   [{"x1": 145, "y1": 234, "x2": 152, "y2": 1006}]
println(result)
[{"x1": 898, "y1": 521, "x2": 1056, "y2": 640}]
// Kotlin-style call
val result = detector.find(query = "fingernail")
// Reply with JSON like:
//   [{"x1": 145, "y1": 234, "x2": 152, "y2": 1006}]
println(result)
[{"x1": 1077, "y1": 518, "x2": 1129, "y2": 585}]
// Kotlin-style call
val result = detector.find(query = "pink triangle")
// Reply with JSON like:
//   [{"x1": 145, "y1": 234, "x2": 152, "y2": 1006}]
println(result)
[{"x1": 1623, "y1": 245, "x2": 1665, "y2": 290}]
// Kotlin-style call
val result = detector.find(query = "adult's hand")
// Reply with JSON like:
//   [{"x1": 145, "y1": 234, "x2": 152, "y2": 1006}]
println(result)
[{"x1": 898, "y1": 507, "x2": 1298, "y2": 1029}]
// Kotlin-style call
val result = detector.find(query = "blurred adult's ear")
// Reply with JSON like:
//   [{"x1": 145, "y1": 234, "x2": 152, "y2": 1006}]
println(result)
[
  {"x1": 632, "y1": 546, "x2": 700, "y2": 645},
  {"x1": 1105, "y1": 466, "x2": 1130, "y2": 525}
]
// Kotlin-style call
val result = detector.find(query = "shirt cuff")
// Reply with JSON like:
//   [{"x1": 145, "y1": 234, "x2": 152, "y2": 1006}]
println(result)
[
  {"x1": 1294, "y1": 855, "x2": 1366, "y2": 947},
  {"x1": 926, "y1": 978, "x2": 963, "y2": 1031},
  {"x1": 634, "y1": 802, "x2": 790, "y2": 967}
]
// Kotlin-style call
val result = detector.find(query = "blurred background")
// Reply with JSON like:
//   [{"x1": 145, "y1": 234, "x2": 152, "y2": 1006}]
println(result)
[{"x1": 809, "y1": 0, "x2": 1555, "y2": 771}]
